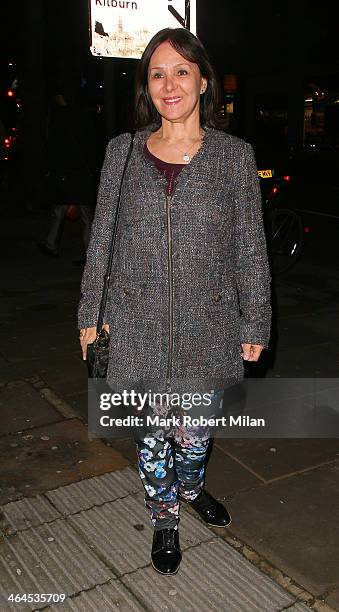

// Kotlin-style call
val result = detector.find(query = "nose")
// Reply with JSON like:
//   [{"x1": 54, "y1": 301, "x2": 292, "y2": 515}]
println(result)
[{"x1": 164, "y1": 75, "x2": 176, "y2": 93}]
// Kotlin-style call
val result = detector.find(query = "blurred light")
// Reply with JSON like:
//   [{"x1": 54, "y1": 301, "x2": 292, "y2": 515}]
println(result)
[
  {"x1": 223, "y1": 74, "x2": 237, "y2": 92},
  {"x1": 6, "y1": 89, "x2": 14, "y2": 98},
  {"x1": 272, "y1": 186, "x2": 279, "y2": 195},
  {"x1": 4, "y1": 138, "x2": 10, "y2": 145},
  {"x1": 4, "y1": 156, "x2": 9, "y2": 161},
  {"x1": 8, "y1": 62, "x2": 13, "y2": 67},
  {"x1": 304, "y1": 226, "x2": 310, "y2": 233},
  {"x1": 305, "y1": 98, "x2": 313, "y2": 102},
  {"x1": 283, "y1": 175, "x2": 291, "y2": 182},
  {"x1": 99, "y1": 85, "x2": 103, "y2": 89},
  {"x1": 122, "y1": 72, "x2": 127, "y2": 75}
]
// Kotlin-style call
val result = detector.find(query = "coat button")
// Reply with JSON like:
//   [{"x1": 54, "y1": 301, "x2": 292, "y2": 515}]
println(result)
[
  {"x1": 212, "y1": 292, "x2": 222, "y2": 302},
  {"x1": 123, "y1": 287, "x2": 130, "y2": 295}
]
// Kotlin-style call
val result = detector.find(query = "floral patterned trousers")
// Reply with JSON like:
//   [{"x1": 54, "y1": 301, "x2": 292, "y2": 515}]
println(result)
[{"x1": 135, "y1": 390, "x2": 224, "y2": 530}]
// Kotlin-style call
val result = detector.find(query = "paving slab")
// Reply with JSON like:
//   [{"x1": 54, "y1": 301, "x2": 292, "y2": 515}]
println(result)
[
  {"x1": 0, "y1": 299, "x2": 77, "y2": 327},
  {"x1": 270, "y1": 343, "x2": 339, "y2": 377},
  {"x1": 110, "y1": 437, "x2": 138, "y2": 464},
  {"x1": 46, "y1": 466, "x2": 141, "y2": 516},
  {"x1": 122, "y1": 538, "x2": 294, "y2": 612},
  {"x1": 0, "y1": 381, "x2": 63, "y2": 436},
  {"x1": 0, "y1": 419, "x2": 128, "y2": 505},
  {"x1": 63, "y1": 391, "x2": 88, "y2": 421},
  {"x1": 227, "y1": 463, "x2": 339, "y2": 596},
  {"x1": 1, "y1": 325, "x2": 79, "y2": 363},
  {"x1": 1, "y1": 495, "x2": 61, "y2": 532},
  {"x1": 325, "y1": 588, "x2": 339, "y2": 610},
  {"x1": 0, "y1": 361, "x2": 60, "y2": 386},
  {"x1": 214, "y1": 438, "x2": 339, "y2": 481},
  {"x1": 0, "y1": 520, "x2": 113, "y2": 611},
  {"x1": 29, "y1": 354, "x2": 88, "y2": 400},
  {"x1": 205, "y1": 443, "x2": 263, "y2": 498},
  {"x1": 68, "y1": 492, "x2": 213, "y2": 576},
  {"x1": 46, "y1": 580, "x2": 144, "y2": 611}
]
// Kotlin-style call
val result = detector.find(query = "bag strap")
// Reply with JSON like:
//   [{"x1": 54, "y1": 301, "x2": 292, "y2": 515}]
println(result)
[{"x1": 96, "y1": 133, "x2": 135, "y2": 335}]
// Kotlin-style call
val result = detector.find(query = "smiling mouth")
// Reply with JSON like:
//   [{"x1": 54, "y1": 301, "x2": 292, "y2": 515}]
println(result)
[{"x1": 162, "y1": 97, "x2": 182, "y2": 105}]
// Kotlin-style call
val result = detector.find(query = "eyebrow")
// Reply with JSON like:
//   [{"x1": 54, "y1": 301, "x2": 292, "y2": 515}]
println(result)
[{"x1": 149, "y1": 63, "x2": 190, "y2": 70}]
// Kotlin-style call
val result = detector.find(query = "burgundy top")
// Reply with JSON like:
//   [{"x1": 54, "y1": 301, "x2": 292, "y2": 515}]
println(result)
[{"x1": 144, "y1": 143, "x2": 185, "y2": 195}]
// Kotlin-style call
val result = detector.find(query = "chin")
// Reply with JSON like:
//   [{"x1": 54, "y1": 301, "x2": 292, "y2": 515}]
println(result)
[
  {"x1": 159, "y1": 107, "x2": 190, "y2": 122},
  {"x1": 161, "y1": 113, "x2": 186, "y2": 123}
]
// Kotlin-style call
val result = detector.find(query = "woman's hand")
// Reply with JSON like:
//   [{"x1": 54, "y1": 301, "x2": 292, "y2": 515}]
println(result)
[
  {"x1": 241, "y1": 343, "x2": 264, "y2": 362},
  {"x1": 79, "y1": 324, "x2": 110, "y2": 360}
]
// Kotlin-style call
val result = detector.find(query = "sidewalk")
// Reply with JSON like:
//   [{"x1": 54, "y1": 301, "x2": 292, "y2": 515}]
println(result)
[{"x1": 0, "y1": 205, "x2": 338, "y2": 611}]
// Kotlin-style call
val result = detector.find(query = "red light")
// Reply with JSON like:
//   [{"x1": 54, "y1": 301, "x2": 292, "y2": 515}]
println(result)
[
  {"x1": 4, "y1": 138, "x2": 10, "y2": 144},
  {"x1": 272, "y1": 186, "x2": 279, "y2": 194},
  {"x1": 283, "y1": 175, "x2": 291, "y2": 182},
  {"x1": 304, "y1": 226, "x2": 310, "y2": 233},
  {"x1": 6, "y1": 89, "x2": 14, "y2": 98}
]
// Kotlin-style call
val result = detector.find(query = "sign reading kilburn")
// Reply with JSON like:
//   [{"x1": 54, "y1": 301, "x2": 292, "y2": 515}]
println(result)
[{"x1": 89, "y1": 0, "x2": 197, "y2": 58}]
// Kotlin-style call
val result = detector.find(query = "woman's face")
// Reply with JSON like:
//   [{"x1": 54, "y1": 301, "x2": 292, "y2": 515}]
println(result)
[{"x1": 147, "y1": 41, "x2": 207, "y2": 124}]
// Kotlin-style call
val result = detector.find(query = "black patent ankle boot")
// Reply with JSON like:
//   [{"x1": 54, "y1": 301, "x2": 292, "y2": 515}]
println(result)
[
  {"x1": 188, "y1": 490, "x2": 232, "y2": 527},
  {"x1": 151, "y1": 527, "x2": 182, "y2": 575}
]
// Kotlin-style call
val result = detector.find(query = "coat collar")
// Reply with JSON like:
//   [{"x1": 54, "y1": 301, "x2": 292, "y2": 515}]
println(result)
[{"x1": 132, "y1": 125, "x2": 218, "y2": 195}]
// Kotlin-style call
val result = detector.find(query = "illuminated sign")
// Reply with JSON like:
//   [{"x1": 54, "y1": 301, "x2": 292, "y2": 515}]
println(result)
[
  {"x1": 89, "y1": 0, "x2": 196, "y2": 58},
  {"x1": 257, "y1": 170, "x2": 273, "y2": 178}
]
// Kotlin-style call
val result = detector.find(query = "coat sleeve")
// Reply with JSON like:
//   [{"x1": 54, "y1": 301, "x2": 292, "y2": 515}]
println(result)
[
  {"x1": 77, "y1": 133, "x2": 130, "y2": 330},
  {"x1": 233, "y1": 142, "x2": 272, "y2": 348}
]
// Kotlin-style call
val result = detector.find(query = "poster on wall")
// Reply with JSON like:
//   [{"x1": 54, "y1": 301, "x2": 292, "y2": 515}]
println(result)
[{"x1": 89, "y1": 0, "x2": 196, "y2": 58}]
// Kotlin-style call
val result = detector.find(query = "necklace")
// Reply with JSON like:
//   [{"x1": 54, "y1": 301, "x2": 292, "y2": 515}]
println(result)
[{"x1": 165, "y1": 130, "x2": 204, "y2": 163}]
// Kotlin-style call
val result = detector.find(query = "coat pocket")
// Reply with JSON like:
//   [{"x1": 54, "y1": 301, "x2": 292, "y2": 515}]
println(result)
[{"x1": 185, "y1": 287, "x2": 239, "y2": 324}]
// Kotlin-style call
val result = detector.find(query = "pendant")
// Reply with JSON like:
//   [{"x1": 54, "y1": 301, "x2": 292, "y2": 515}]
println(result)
[{"x1": 183, "y1": 153, "x2": 190, "y2": 162}]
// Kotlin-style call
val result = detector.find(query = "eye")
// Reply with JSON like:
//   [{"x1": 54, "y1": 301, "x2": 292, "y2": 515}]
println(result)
[
  {"x1": 177, "y1": 69, "x2": 188, "y2": 76},
  {"x1": 152, "y1": 72, "x2": 164, "y2": 79}
]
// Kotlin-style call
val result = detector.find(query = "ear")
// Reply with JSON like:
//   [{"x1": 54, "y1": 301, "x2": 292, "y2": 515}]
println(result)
[{"x1": 200, "y1": 78, "x2": 208, "y2": 94}]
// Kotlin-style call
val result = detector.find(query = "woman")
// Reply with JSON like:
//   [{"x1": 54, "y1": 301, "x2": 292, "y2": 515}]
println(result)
[{"x1": 78, "y1": 28, "x2": 271, "y2": 576}]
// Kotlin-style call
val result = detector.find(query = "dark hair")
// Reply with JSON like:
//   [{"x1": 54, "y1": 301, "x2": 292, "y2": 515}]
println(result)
[{"x1": 134, "y1": 28, "x2": 225, "y2": 130}]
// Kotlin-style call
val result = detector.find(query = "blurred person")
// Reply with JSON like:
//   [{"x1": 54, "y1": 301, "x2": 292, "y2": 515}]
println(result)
[
  {"x1": 38, "y1": 92, "x2": 97, "y2": 259},
  {"x1": 78, "y1": 29, "x2": 271, "y2": 575}
]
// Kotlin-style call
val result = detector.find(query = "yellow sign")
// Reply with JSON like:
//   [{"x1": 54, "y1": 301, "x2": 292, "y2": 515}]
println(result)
[{"x1": 257, "y1": 170, "x2": 273, "y2": 178}]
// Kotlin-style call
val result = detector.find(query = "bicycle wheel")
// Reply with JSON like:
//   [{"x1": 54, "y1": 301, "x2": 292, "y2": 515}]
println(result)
[{"x1": 269, "y1": 208, "x2": 304, "y2": 275}]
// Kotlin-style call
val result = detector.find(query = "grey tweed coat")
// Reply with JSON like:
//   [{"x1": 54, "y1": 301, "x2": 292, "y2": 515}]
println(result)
[{"x1": 78, "y1": 126, "x2": 272, "y2": 394}]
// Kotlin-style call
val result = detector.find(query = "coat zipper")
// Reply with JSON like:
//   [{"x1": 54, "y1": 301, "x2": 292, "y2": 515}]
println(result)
[{"x1": 165, "y1": 192, "x2": 174, "y2": 391}]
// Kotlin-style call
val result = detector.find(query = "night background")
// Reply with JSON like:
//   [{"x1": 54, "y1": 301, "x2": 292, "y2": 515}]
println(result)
[
  {"x1": 0, "y1": 2, "x2": 339, "y2": 606},
  {"x1": 1, "y1": 0, "x2": 339, "y2": 209}
]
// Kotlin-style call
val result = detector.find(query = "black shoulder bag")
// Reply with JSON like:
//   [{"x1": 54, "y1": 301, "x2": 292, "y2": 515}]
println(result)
[{"x1": 86, "y1": 134, "x2": 135, "y2": 378}]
